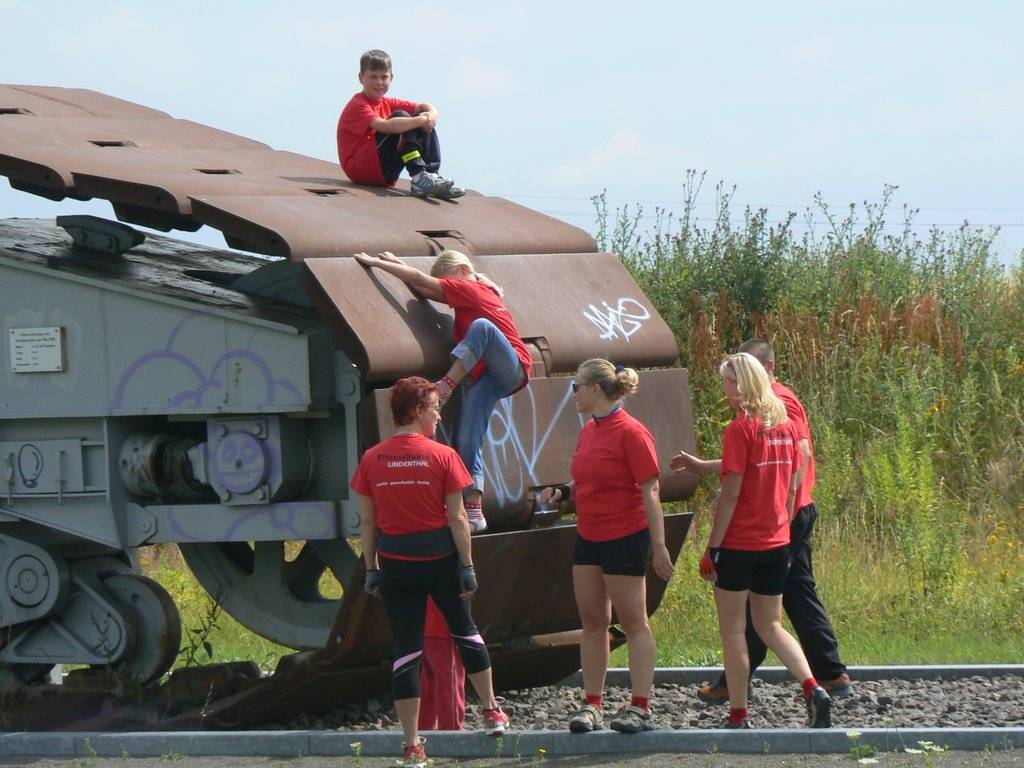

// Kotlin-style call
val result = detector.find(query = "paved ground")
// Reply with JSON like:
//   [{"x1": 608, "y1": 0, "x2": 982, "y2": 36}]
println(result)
[{"x1": 1, "y1": 751, "x2": 1021, "y2": 767}]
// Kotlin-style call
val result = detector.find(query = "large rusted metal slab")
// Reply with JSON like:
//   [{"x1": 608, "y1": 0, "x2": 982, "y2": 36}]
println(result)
[
  {"x1": 316, "y1": 517, "x2": 692, "y2": 668},
  {"x1": 176, "y1": 516, "x2": 690, "y2": 729},
  {"x1": 0, "y1": 85, "x2": 170, "y2": 118},
  {"x1": 0, "y1": 85, "x2": 596, "y2": 256},
  {"x1": 305, "y1": 254, "x2": 679, "y2": 383},
  {"x1": 190, "y1": 194, "x2": 596, "y2": 259},
  {"x1": 360, "y1": 371, "x2": 698, "y2": 528}
]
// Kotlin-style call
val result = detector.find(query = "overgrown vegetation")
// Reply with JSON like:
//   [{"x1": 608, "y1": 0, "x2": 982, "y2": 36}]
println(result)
[{"x1": 602, "y1": 172, "x2": 1024, "y2": 664}]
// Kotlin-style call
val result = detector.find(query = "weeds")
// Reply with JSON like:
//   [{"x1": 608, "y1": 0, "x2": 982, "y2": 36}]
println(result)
[
  {"x1": 177, "y1": 590, "x2": 223, "y2": 668},
  {"x1": 847, "y1": 731, "x2": 877, "y2": 760},
  {"x1": 602, "y1": 176, "x2": 1024, "y2": 665}
]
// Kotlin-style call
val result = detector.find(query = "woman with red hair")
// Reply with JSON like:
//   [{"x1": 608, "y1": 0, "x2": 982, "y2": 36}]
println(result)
[{"x1": 351, "y1": 377, "x2": 509, "y2": 767}]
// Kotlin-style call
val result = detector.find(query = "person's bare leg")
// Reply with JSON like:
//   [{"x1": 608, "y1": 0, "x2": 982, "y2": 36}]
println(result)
[
  {"x1": 444, "y1": 358, "x2": 469, "y2": 385},
  {"x1": 749, "y1": 593, "x2": 813, "y2": 682},
  {"x1": 715, "y1": 587, "x2": 751, "y2": 710},
  {"x1": 573, "y1": 565, "x2": 612, "y2": 697},
  {"x1": 466, "y1": 668, "x2": 499, "y2": 709},
  {"x1": 395, "y1": 698, "x2": 421, "y2": 746},
  {"x1": 604, "y1": 574, "x2": 654, "y2": 699}
]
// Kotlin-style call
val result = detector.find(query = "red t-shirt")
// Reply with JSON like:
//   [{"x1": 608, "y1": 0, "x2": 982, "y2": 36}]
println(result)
[
  {"x1": 720, "y1": 414, "x2": 802, "y2": 550},
  {"x1": 337, "y1": 92, "x2": 419, "y2": 186},
  {"x1": 571, "y1": 409, "x2": 660, "y2": 542},
  {"x1": 439, "y1": 278, "x2": 532, "y2": 390},
  {"x1": 350, "y1": 434, "x2": 472, "y2": 555},
  {"x1": 772, "y1": 381, "x2": 816, "y2": 510}
]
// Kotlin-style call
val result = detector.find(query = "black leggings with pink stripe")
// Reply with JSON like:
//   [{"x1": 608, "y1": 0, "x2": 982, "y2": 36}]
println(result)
[{"x1": 380, "y1": 552, "x2": 491, "y2": 700}]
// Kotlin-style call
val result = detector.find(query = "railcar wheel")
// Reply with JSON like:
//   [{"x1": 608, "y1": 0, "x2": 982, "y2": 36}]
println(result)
[
  {"x1": 179, "y1": 540, "x2": 357, "y2": 650},
  {"x1": 102, "y1": 574, "x2": 182, "y2": 683}
]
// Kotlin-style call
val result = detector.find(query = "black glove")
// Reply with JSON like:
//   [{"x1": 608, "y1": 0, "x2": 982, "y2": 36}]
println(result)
[
  {"x1": 364, "y1": 568, "x2": 382, "y2": 597},
  {"x1": 459, "y1": 565, "x2": 478, "y2": 594}
]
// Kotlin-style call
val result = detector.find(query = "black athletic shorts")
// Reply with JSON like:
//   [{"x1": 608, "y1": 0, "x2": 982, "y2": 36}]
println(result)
[
  {"x1": 714, "y1": 545, "x2": 791, "y2": 595},
  {"x1": 574, "y1": 528, "x2": 651, "y2": 576}
]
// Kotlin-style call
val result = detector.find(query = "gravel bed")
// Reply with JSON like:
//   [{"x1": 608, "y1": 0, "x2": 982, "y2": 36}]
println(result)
[{"x1": 275, "y1": 674, "x2": 1024, "y2": 731}]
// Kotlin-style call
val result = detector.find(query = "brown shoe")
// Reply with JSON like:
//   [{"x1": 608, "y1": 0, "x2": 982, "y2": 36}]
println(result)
[
  {"x1": 820, "y1": 673, "x2": 853, "y2": 698},
  {"x1": 697, "y1": 681, "x2": 758, "y2": 705},
  {"x1": 697, "y1": 682, "x2": 730, "y2": 705}
]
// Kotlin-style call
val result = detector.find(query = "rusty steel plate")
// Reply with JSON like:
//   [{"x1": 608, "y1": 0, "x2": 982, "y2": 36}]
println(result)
[
  {"x1": 318, "y1": 516, "x2": 692, "y2": 667},
  {"x1": 0, "y1": 84, "x2": 170, "y2": 118},
  {"x1": 183, "y1": 516, "x2": 690, "y2": 729},
  {"x1": 190, "y1": 193, "x2": 596, "y2": 259},
  {"x1": 305, "y1": 254, "x2": 679, "y2": 384},
  {"x1": 0, "y1": 85, "x2": 596, "y2": 257}
]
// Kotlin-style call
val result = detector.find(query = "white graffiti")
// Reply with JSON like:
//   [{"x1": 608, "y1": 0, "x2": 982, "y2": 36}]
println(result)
[
  {"x1": 437, "y1": 381, "x2": 579, "y2": 507},
  {"x1": 583, "y1": 297, "x2": 650, "y2": 342}
]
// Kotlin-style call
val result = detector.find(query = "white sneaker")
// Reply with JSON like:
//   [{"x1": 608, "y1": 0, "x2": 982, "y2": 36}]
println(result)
[
  {"x1": 410, "y1": 171, "x2": 452, "y2": 198},
  {"x1": 466, "y1": 505, "x2": 488, "y2": 533}
]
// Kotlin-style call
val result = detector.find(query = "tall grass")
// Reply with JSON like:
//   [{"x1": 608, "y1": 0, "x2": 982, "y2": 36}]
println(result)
[{"x1": 600, "y1": 172, "x2": 1024, "y2": 663}]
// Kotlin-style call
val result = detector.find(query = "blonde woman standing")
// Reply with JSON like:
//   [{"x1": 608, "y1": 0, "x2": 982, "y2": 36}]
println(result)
[
  {"x1": 540, "y1": 359, "x2": 674, "y2": 735},
  {"x1": 703, "y1": 353, "x2": 832, "y2": 729}
]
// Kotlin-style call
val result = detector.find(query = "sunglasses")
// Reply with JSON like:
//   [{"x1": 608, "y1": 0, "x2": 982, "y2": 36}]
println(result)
[{"x1": 571, "y1": 381, "x2": 588, "y2": 393}]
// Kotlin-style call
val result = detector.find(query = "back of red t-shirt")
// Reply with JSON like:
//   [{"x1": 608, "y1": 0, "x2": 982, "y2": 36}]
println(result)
[
  {"x1": 439, "y1": 277, "x2": 532, "y2": 389},
  {"x1": 720, "y1": 415, "x2": 801, "y2": 550},
  {"x1": 337, "y1": 92, "x2": 419, "y2": 185},
  {"x1": 772, "y1": 381, "x2": 816, "y2": 510},
  {"x1": 572, "y1": 409, "x2": 660, "y2": 542},
  {"x1": 350, "y1": 434, "x2": 472, "y2": 536}
]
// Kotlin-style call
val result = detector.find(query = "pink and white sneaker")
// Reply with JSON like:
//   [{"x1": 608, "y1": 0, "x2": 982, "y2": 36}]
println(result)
[{"x1": 483, "y1": 703, "x2": 510, "y2": 735}]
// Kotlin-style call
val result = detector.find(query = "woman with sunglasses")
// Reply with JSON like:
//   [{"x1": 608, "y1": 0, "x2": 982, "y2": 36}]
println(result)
[
  {"x1": 539, "y1": 358, "x2": 674, "y2": 735},
  {"x1": 351, "y1": 376, "x2": 510, "y2": 768}
]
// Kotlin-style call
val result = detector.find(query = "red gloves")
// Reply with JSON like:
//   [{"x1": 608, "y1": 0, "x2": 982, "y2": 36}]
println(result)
[{"x1": 699, "y1": 547, "x2": 719, "y2": 582}]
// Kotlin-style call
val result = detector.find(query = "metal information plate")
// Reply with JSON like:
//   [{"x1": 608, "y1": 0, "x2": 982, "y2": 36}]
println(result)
[{"x1": 9, "y1": 327, "x2": 65, "y2": 373}]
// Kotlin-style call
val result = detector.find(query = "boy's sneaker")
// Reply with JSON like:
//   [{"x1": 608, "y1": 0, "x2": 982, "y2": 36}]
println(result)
[
  {"x1": 483, "y1": 703, "x2": 510, "y2": 735},
  {"x1": 723, "y1": 717, "x2": 752, "y2": 729},
  {"x1": 806, "y1": 685, "x2": 833, "y2": 728},
  {"x1": 821, "y1": 673, "x2": 854, "y2": 698},
  {"x1": 568, "y1": 703, "x2": 604, "y2": 733},
  {"x1": 410, "y1": 172, "x2": 453, "y2": 198},
  {"x1": 437, "y1": 182, "x2": 466, "y2": 199},
  {"x1": 402, "y1": 736, "x2": 428, "y2": 768},
  {"x1": 466, "y1": 506, "x2": 488, "y2": 533},
  {"x1": 609, "y1": 705, "x2": 653, "y2": 734}
]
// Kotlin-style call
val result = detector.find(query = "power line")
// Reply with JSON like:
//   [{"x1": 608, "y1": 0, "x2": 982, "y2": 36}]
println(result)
[
  {"x1": 496, "y1": 192, "x2": 1024, "y2": 214},
  {"x1": 535, "y1": 209, "x2": 1024, "y2": 229}
]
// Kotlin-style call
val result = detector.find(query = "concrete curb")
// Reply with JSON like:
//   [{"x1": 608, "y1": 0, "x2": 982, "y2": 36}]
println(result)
[
  {"x1": 1, "y1": 727, "x2": 1022, "y2": 757},
  {"x1": 561, "y1": 664, "x2": 1024, "y2": 688},
  {"x1": 2, "y1": 666, "x2": 1021, "y2": 758}
]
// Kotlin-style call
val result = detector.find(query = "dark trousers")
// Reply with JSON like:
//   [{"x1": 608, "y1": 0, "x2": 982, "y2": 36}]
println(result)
[
  {"x1": 376, "y1": 110, "x2": 442, "y2": 184},
  {"x1": 381, "y1": 553, "x2": 490, "y2": 700},
  {"x1": 718, "y1": 504, "x2": 846, "y2": 685}
]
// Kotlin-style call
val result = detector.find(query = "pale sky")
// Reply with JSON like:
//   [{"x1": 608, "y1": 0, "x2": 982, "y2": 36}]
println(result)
[{"x1": 2, "y1": 0, "x2": 1022, "y2": 262}]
